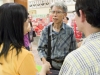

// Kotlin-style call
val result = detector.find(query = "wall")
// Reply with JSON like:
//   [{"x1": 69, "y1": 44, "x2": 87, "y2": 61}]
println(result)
[
  {"x1": 0, "y1": 0, "x2": 75, "y2": 14},
  {"x1": 68, "y1": 5, "x2": 75, "y2": 12},
  {"x1": 0, "y1": 0, "x2": 3, "y2": 6},
  {"x1": 33, "y1": 8, "x2": 50, "y2": 14},
  {"x1": 29, "y1": 5, "x2": 75, "y2": 15},
  {"x1": 28, "y1": 0, "x2": 75, "y2": 14},
  {"x1": 14, "y1": 0, "x2": 27, "y2": 9},
  {"x1": 3, "y1": 0, "x2": 14, "y2": 3},
  {"x1": 0, "y1": 0, "x2": 14, "y2": 6}
]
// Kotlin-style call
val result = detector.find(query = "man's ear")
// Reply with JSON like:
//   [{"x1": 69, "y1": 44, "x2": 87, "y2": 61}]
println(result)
[{"x1": 79, "y1": 10, "x2": 86, "y2": 22}]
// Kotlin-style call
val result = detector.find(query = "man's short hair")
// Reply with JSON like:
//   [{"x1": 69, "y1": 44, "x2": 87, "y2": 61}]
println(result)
[
  {"x1": 75, "y1": 0, "x2": 100, "y2": 28},
  {"x1": 50, "y1": 1, "x2": 67, "y2": 13}
]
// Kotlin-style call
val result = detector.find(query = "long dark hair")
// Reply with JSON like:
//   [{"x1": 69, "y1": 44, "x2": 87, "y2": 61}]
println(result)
[{"x1": 0, "y1": 3, "x2": 28, "y2": 58}]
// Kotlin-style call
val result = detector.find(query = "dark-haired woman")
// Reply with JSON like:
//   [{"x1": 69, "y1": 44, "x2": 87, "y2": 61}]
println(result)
[{"x1": 0, "y1": 3, "x2": 50, "y2": 75}]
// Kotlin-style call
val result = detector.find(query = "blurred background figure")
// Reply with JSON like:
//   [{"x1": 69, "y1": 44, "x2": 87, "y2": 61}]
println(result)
[
  {"x1": 63, "y1": 17, "x2": 69, "y2": 24},
  {"x1": 63, "y1": 16, "x2": 71, "y2": 27},
  {"x1": 28, "y1": 15, "x2": 36, "y2": 51},
  {"x1": 24, "y1": 19, "x2": 31, "y2": 51}
]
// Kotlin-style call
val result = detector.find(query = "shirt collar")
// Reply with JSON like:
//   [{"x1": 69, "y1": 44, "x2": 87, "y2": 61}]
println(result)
[
  {"x1": 82, "y1": 32, "x2": 100, "y2": 45},
  {"x1": 50, "y1": 22, "x2": 65, "y2": 35},
  {"x1": 51, "y1": 22, "x2": 66, "y2": 30},
  {"x1": 62, "y1": 23, "x2": 66, "y2": 30}
]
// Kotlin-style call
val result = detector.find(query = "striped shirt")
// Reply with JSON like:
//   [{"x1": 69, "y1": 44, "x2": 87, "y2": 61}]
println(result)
[
  {"x1": 59, "y1": 32, "x2": 100, "y2": 75},
  {"x1": 37, "y1": 22, "x2": 76, "y2": 61}
]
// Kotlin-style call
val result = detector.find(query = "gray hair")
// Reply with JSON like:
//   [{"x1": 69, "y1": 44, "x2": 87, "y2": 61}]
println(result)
[{"x1": 50, "y1": 1, "x2": 68, "y2": 13}]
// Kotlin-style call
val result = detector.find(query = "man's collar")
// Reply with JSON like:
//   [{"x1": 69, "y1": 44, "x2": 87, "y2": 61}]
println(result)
[
  {"x1": 51, "y1": 22, "x2": 65, "y2": 30},
  {"x1": 82, "y1": 32, "x2": 100, "y2": 45}
]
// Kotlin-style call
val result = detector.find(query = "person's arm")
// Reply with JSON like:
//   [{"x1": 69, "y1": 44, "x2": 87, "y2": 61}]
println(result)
[
  {"x1": 39, "y1": 62, "x2": 51, "y2": 75},
  {"x1": 42, "y1": 57, "x2": 47, "y2": 64},
  {"x1": 69, "y1": 28, "x2": 77, "y2": 51},
  {"x1": 37, "y1": 27, "x2": 48, "y2": 63},
  {"x1": 37, "y1": 27, "x2": 51, "y2": 67}
]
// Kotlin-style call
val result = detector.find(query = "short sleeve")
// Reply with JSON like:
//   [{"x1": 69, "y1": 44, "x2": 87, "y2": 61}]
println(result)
[{"x1": 18, "y1": 54, "x2": 38, "y2": 75}]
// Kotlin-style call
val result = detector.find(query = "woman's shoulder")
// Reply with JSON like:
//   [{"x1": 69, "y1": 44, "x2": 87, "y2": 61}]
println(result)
[
  {"x1": 9, "y1": 47, "x2": 33, "y2": 61},
  {"x1": 19, "y1": 47, "x2": 33, "y2": 57}
]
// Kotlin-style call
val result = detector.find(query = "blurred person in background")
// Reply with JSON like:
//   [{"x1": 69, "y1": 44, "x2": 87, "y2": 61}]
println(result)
[
  {"x1": 63, "y1": 17, "x2": 69, "y2": 25},
  {"x1": 24, "y1": 20, "x2": 31, "y2": 51}
]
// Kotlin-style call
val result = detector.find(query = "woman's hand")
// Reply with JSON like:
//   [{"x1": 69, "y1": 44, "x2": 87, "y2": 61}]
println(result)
[{"x1": 39, "y1": 62, "x2": 52, "y2": 75}]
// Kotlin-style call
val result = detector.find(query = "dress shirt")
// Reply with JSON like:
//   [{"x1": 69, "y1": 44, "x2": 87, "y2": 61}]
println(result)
[
  {"x1": 59, "y1": 32, "x2": 100, "y2": 75},
  {"x1": 37, "y1": 23, "x2": 76, "y2": 61}
]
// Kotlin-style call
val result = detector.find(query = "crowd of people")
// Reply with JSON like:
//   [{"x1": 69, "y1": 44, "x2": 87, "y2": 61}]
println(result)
[{"x1": 0, "y1": 0, "x2": 100, "y2": 75}]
